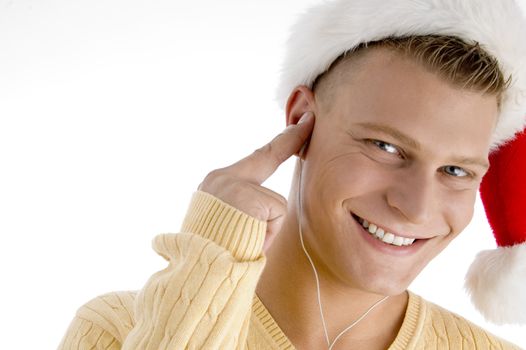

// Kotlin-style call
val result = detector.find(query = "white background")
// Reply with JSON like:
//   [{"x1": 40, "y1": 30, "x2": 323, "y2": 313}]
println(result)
[{"x1": 0, "y1": 0, "x2": 525, "y2": 348}]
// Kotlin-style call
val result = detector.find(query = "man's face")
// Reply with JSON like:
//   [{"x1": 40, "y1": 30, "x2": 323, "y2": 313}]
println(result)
[{"x1": 297, "y1": 48, "x2": 498, "y2": 295}]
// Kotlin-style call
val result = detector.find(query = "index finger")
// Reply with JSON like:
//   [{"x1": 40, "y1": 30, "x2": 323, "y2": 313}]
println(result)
[{"x1": 232, "y1": 111, "x2": 314, "y2": 184}]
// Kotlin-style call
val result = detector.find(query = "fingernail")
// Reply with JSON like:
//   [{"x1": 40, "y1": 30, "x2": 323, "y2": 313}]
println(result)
[{"x1": 298, "y1": 112, "x2": 313, "y2": 124}]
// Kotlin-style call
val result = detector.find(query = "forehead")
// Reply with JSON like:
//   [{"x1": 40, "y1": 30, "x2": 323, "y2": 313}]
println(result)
[{"x1": 321, "y1": 47, "x2": 498, "y2": 159}]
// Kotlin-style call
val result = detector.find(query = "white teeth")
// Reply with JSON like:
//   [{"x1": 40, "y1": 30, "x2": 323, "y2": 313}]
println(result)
[
  {"x1": 403, "y1": 237, "x2": 415, "y2": 245},
  {"x1": 392, "y1": 236, "x2": 404, "y2": 246},
  {"x1": 357, "y1": 215, "x2": 416, "y2": 247},
  {"x1": 382, "y1": 233, "x2": 395, "y2": 244}
]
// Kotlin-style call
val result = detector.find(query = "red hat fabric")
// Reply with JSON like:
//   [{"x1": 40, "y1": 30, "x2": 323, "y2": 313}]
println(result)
[
  {"x1": 481, "y1": 130, "x2": 526, "y2": 248},
  {"x1": 465, "y1": 129, "x2": 526, "y2": 324}
]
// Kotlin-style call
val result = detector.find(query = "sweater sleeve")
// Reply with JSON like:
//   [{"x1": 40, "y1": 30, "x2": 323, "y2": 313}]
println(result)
[
  {"x1": 58, "y1": 190, "x2": 267, "y2": 350},
  {"x1": 58, "y1": 317, "x2": 121, "y2": 349}
]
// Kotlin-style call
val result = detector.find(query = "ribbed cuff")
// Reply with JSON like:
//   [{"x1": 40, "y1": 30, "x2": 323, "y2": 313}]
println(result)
[{"x1": 180, "y1": 191, "x2": 267, "y2": 261}]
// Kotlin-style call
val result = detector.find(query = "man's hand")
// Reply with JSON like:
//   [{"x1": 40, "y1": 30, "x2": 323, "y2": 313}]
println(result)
[{"x1": 198, "y1": 111, "x2": 315, "y2": 253}]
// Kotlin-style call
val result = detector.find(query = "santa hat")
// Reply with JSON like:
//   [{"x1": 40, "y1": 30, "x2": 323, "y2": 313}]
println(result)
[
  {"x1": 467, "y1": 130, "x2": 526, "y2": 324},
  {"x1": 275, "y1": 0, "x2": 526, "y2": 324}
]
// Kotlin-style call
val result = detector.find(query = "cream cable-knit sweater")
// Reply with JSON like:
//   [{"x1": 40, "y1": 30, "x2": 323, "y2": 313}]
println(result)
[{"x1": 58, "y1": 191, "x2": 520, "y2": 349}]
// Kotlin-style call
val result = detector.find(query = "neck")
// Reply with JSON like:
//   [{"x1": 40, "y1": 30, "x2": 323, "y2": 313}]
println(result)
[{"x1": 255, "y1": 175, "x2": 408, "y2": 349}]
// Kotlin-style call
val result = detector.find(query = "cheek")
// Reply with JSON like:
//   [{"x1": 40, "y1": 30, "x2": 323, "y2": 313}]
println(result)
[
  {"x1": 301, "y1": 153, "x2": 383, "y2": 231},
  {"x1": 443, "y1": 191, "x2": 477, "y2": 235},
  {"x1": 311, "y1": 152, "x2": 389, "y2": 199}
]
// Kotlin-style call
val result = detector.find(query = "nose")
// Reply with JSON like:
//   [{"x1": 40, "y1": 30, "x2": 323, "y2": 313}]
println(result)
[{"x1": 386, "y1": 167, "x2": 437, "y2": 225}]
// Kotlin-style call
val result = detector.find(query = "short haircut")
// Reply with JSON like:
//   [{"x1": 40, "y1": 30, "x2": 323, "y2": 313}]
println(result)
[{"x1": 311, "y1": 35, "x2": 512, "y2": 113}]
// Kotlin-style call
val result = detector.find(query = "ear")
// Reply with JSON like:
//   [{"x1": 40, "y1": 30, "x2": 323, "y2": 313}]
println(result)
[{"x1": 285, "y1": 85, "x2": 318, "y2": 127}]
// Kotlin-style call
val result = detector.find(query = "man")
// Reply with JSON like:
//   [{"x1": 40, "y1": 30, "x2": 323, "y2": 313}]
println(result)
[{"x1": 59, "y1": 0, "x2": 526, "y2": 349}]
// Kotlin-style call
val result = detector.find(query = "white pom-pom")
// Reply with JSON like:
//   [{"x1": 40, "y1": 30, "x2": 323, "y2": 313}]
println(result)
[{"x1": 465, "y1": 243, "x2": 526, "y2": 325}]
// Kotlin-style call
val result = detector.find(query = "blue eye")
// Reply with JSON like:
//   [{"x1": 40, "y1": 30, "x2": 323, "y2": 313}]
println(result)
[
  {"x1": 443, "y1": 165, "x2": 469, "y2": 177},
  {"x1": 371, "y1": 140, "x2": 400, "y2": 155}
]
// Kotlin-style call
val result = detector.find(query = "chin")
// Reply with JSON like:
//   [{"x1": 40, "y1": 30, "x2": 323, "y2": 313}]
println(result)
[{"x1": 354, "y1": 271, "x2": 415, "y2": 296}]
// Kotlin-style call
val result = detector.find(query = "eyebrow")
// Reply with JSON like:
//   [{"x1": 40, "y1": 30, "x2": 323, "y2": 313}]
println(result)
[
  {"x1": 353, "y1": 122, "x2": 490, "y2": 170},
  {"x1": 355, "y1": 122, "x2": 421, "y2": 150}
]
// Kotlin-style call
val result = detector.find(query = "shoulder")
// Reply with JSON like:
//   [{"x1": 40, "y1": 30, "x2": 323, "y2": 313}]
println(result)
[
  {"x1": 75, "y1": 290, "x2": 139, "y2": 342},
  {"x1": 417, "y1": 294, "x2": 520, "y2": 349},
  {"x1": 59, "y1": 291, "x2": 140, "y2": 349}
]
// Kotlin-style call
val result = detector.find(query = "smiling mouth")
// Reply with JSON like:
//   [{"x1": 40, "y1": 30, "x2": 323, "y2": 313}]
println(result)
[{"x1": 351, "y1": 213, "x2": 419, "y2": 247}]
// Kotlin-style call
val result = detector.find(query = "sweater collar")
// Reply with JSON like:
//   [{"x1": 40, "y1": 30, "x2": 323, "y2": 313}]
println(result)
[{"x1": 251, "y1": 290, "x2": 424, "y2": 349}]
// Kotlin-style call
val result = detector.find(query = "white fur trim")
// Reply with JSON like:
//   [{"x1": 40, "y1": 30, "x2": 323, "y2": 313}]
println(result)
[
  {"x1": 275, "y1": 0, "x2": 526, "y2": 148},
  {"x1": 465, "y1": 243, "x2": 526, "y2": 325}
]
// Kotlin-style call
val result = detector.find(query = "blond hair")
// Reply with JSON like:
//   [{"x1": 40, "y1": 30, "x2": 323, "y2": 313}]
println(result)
[{"x1": 312, "y1": 35, "x2": 512, "y2": 110}]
